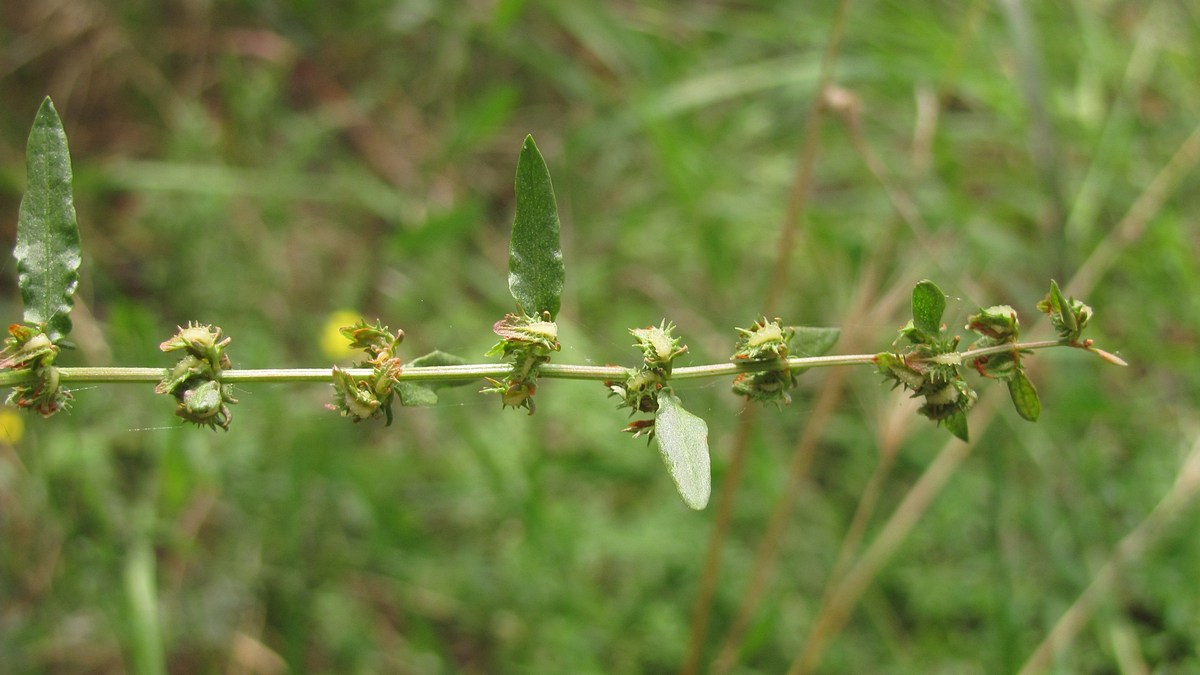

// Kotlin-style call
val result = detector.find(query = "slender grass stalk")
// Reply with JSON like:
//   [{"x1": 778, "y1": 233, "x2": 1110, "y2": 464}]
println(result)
[{"x1": 125, "y1": 502, "x2": 166, "y2": 675}]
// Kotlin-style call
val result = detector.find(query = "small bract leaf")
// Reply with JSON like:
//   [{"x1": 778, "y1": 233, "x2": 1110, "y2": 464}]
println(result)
[
  {"x1": 409, "y1": 350, "x2": 474, "y2": 388},
  {"x1": 396, "y1": 382, "x2": 439, "y2": 407},
  {"x1": 407, "y1": 350, "x2": 467, "y2": 368},
  {"x1": 509, "y1": 135, "x2": 564, "y2": 319},
  {"x1": 787, "y1": 326, "x2": 840, "y2": 359},
  {"x1": 1049, "y1": 279, "x2": 1077, "y2": 336},
  {"x1": 911, "y1": 280, "x2": 946, "y2": 339},
  {"x1": 16, "y1": 97, "x2": 82, "y2": 342},
  {"x1": 654, "y1": 390, "x2": 711, "y2": 510},
  {"x1": 1007, "y1": 370, "x2": 1041, "y2": 422},
  {"x1": 944, "y1": 409, "x2": 970, "y2": 442}
]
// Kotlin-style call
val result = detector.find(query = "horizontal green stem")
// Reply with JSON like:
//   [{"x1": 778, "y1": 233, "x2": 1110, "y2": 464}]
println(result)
[{"x1": 0, "y1": 340, "x2": 1080, "y2": 388}]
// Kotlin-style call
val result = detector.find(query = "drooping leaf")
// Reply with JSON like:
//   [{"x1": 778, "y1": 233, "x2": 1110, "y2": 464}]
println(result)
[
  {"x1": 654, "y1": 390, "x2": 711, "y2": 510},
  {"x1": 508, "y1": 135, "x2": 564, "y2": 319},
  {"x1": 396, "y1": 382, "x2": 439, "y2": 407},
  {"x1": 406, "y1": 349, "x2": 474, "y2": 390},
  {"x1": 1007, "y1": 369, "x2": 1041, "y2": 422},
  {"x1": 409, "y1": 350, "x2": 465, "y2": 366},
  {"x1": 944, "y1": 409, "x2": 970, "y2": 442},
  {"x1": 910, "y1": 279, "x2": 946, "y2": 339},
  {"x1": 408, "y1": 350, "x2": 475, "y2": 386},
  {"x1": 15, "y1": 97, "x2": 81, "y2": 342},
  {"x1": 785, "y1": 326, "x2": 841, "y2": 377}
]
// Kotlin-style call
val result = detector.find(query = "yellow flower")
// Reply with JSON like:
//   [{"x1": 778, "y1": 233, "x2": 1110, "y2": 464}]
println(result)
[
  {"x1": 0, "y1": 406, "x2": 25, "y2": 444},
  {"x1": 320, "y1": 310, "x2": 364, "y2": 362}
]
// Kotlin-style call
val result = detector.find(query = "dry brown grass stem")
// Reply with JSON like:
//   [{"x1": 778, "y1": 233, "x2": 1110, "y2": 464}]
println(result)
[
  {"x1": 680, "y1": 2, "x2": 853, "y2": 672},
  {"x1": 788, "y1": 95, "x2": 1200, "y2": 675}
]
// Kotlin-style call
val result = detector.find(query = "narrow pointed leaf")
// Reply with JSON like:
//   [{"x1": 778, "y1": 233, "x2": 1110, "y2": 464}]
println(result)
[
  {"x1": 1048, "y1": 279, "x2": 1077, "y2": 336},
  {"x1": 911, "y1": 279, "x2": 946, "y2": 338},
  {"x1": 654, "y1": 390, "x2": 711, "y2": 510},
  {"x1": 1007, "y1": 370, "x2": 1041, "y2": 422},
  {"x1": 16, "y1": 98, "x2": 81, "y2": 341},
  {"x1": 509, "y1": 135, "x2": 564, "y2": 319}
]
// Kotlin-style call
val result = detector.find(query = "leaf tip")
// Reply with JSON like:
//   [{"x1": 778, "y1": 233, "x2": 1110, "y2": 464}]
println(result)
[{"x1": 1089, "y1": 347, "x2": 1128, "y2": 367}]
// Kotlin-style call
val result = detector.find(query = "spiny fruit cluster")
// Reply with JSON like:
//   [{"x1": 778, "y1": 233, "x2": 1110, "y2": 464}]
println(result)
[
  {"x1": 0, "y1": 323, "x2": 71, "y2": 416},
  {"x1": 606, "y1": 321, "x2": 687, "y2": 438},
  {"x1": 327, "y1": 319, "x2": 406, "y2": 425},
  {"x1": 874, "y1": 279, "x2": 1105, "y2": 441},
  {"x1": 482, "y1": 311, "x2": 561, "y2": 415},
  {"x1": 156, "y1": 323, "x2": 238, "y2": 431}
]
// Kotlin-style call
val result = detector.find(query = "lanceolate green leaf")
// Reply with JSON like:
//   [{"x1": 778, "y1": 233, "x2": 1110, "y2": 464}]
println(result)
[
  {"x1": 911, "y1": 279, "x2": 946, "y2": 339},
  {"x1": 654, "y1": 390, "x2": 711, "y2": 510},
  {"x1": 509, "y1": 135, "x2": 564, "y2": 319},
  {"x1": 16, "y1": 98, "x2": 81, "y2": 342}
]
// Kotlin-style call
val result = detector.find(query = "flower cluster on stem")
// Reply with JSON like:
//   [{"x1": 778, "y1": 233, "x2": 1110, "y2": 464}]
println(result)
[
  {"x1": 0, "y1": 322, "x2": 71, "y2": 416},
  {"x1": 482, "y1": 312, "x2": 560, "y2": 414},
  {"x1": 327, "y1": 320, "x2": 406, "y2": 425},
  {"x1": 605, "y1": 320, "x2": 687, "y2": 439}
]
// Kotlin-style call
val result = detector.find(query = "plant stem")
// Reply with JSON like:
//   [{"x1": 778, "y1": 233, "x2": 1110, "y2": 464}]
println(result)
[{"x1": 0, "y1": 340, "x2": 1084, "y2": 388}]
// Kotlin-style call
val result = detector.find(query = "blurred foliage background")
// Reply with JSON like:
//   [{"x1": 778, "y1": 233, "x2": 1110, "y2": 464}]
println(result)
[{"x1": 2, "y1": 1, "x2": 1199, "y2": 673}]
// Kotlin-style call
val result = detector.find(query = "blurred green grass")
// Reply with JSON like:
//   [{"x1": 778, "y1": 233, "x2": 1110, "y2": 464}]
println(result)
[{"x1": 2, "y1": 1, "x2": 1199, "y2": 673}]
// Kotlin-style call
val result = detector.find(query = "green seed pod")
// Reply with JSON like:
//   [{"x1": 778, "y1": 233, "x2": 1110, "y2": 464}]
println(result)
[
  {"x1": 156, "y1": 354, "x2": 212, "y2": 395},
  {"x1": 1037, "y1": 280, "x2": 1093, "y2": 343},
  {"x1": 488, "y1": 312, "x2": 560, "y2": 357},
  {"x1": 1007, "y1": 369, "x2": 1041, "y2": 422},
  {"x1": 732, "y1": 318, "x2": 792, "y2": 361},
  {"x1": 966, "y1": 305, "x2": 1019, "y2": 343},
  {"x1": 0, "y1": 323, "x2": 60, "y2": 370},
  {"x1": 159, "y1": 323, "x2": 231, "y2": 369},
  {"x1": 329, "y1": 367, "x2": 382, "y2": 422},
  {"x1": 630, "y1": 320, "x2": 687, "y2": 371},
  {"x1": 175, "y1": 379, "x2": 237, "y2": 431},
  {"x1": 340, "y1": 319, "x2": 403, "y2": 360},
  {"x1": 876, "y1": 352, "x2": 926, "y2": 390}
]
